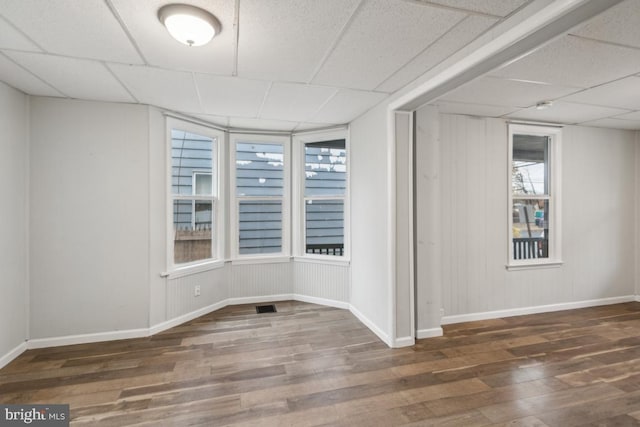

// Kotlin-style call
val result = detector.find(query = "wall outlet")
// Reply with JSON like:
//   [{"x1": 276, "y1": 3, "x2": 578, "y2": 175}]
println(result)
[{"x1": 194, "y1": 285, "x2": 201, "y2": 297}]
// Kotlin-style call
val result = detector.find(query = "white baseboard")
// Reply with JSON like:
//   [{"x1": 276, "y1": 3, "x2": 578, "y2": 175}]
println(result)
[
  {"x1": 442, "y1": 295, "x2": 636, "y2": 325},
  {"x1": 28, "y1": 328, "x2": 149, "y2": 349},
  {"x1": 149, "y1": 300, "x2": 228, "y2": 335},
  {"x1": 226, "y1": 294, "x2": 294, "y2": 306},
  {"x1": 226, "y1": 294, "x2": 349, "y2": 310},
  {"x1": 293, "y1": 294, "x2": 350, "y2": 310},
  {"x1": 416, "y1": 327, "x2": 444, "y2": 339},
  {"x1": 4, "y1": 294, "x2": 638, "y2": 370},
  {"x1": 349, "y1": 304, "x2": 391, "y2": 347},
  {"x1": 0, "y1": 342, "x2": 27, "y2": 370},
  {"x1": 393, "y1": 336, "x2": 415, "y2": 348},
  {"x1": 13, "y1": 294, "x2": 350, "y2": 356}
]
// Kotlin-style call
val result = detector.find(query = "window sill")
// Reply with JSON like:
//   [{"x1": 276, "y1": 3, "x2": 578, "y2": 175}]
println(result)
[
  {"x1": 162, "y1": 259, "x2": 225, "y2": 280},
  {"x1": 231, "y1": 256, "x2": 292, "y2": 266},
  {"x1": 293, "y1": 256, "x2": 350, "y2": 267},
  {"x1": 506, "y1": 260, "x2": 563, "y2": 271}
]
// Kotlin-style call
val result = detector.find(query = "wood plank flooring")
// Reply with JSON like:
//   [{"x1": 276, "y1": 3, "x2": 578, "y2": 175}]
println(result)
[{"x1": 2, "y1": 301, "x2": 640, "y2": 426}]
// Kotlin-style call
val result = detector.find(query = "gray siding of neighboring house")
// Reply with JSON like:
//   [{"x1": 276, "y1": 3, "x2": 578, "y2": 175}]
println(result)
[
  {"x1": 236, "y1": 142, "x2": 283, "y2": 254},
  {"x1": 171, "y1": 130, "x2": 213, "y2": 229}
]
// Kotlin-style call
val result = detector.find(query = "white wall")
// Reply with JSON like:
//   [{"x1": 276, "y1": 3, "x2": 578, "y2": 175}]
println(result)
[
  {"x1": 394, "y1": 112, "x2": 413, "y2": 342},
  {"x1": 29, "y1": 98, "x2": 151, "y2": 339},
  {"x1": 166, "y1": 268, "x2": 229, "y2": 320},
  {"x1": 349, "y1": 103, "x2": 392, "y2": 343},
  {"x1": 0, "y1": 82, "x2": 29, "y2": 364},
  {"x1": 414, "y1": 106, "x2": 443, "y2": 336},
  {"x1": 430, "y1": 114, "x2": 636, "y2": 321},
  {"x1": 637, "y1": 131, "x2": 640, "y2": 298}
]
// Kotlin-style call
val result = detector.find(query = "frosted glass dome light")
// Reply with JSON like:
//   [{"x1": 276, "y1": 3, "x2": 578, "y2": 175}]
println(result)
[{"x1": 158, "y1": 4, "x2": 221, "y2": 47}]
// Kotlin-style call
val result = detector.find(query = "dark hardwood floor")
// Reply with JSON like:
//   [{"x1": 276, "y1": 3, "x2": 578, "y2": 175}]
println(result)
[{"x1": 2, "y1": 301, "x2": 640, "y2": 426}]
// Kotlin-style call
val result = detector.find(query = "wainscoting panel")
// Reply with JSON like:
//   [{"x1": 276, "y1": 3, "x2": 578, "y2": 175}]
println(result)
[
  {"x1": 230, "y1": 262, "x2": 293, "y2": 299},
  {"x1": 293, "y1": 261, "x2": 350, "y2": 304},
  {"x1": 166, "y1": 266, "x2": 229, "y2": 319}
]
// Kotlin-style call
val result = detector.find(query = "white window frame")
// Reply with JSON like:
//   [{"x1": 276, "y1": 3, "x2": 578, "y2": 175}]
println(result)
[
  {"x1": 166, "y1": 118, "x2": 225, "y2": 277},
  {"x1": 230, "y1": 133, "x2": 290, "y2": 261},
  {"x1": 507, "y1": 123, "x2": 562, "y2": 270},
  {"x1": 293, "y1": 129, "x2": 350, "y2": 264}
]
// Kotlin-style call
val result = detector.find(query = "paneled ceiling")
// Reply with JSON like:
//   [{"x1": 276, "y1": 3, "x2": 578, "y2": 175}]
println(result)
[
  {"x1": 0, "y1": 0, "x2": 524, "y2": 131},
  {"x1": 432, "y1": 0, "x2": 640, "y2": 130},
  {"x1": 1, "y1": 0, "x2": 639, "y2": 131}
]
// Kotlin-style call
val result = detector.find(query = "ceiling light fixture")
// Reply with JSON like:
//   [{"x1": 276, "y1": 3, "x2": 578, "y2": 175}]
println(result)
[
  {"x1": 158, "y1": 4, "x2": 221, "y2": 47},
  {"x1": 535, "y1": 101, "x2": 554, "y2": 110}
]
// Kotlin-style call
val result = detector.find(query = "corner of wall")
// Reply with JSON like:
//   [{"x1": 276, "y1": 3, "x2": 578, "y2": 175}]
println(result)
[{"x1": 636, "y1": 129, "x2": 640, "y2": 299}]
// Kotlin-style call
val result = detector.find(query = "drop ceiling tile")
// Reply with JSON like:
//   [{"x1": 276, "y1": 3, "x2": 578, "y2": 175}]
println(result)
[
  {"x1": 490, "y1": 35, "x2": 640, "y2": 88},
  {"x1": 432, "y1": 100, "x2": 519, "y2": 117},
  {"x1": 312, "y1": 0, "x2": 466, "y2": 90},
  {"x1": 377, "y1": 15, "x2": 497, "y2": 93},
  {"x1": 615, "y1": 111, "x2": 640, "y2": 121},
  {"x1": 195, "y1": 74, "x2": 269, "y2": 118},
  {"x1": 110, "y1": 0, "x2": 234, "y2": 75},
  {"x1": 506, "y1": 101, "x2": 630, "y2": 124},
  {"x1": 441, "y1": 77, "x2": 579, "y2": 108},
  {"x1": 0, "y1": 0, "x2": 142, "y2": 64},
  {"x1": 571, "y1": 0, "x2": 640, "y2": 49},
  {"x1": 6, "y1": 52, "x2": 134, "y2": 102},
  {"x1": 259, "y1": 83, "x2": 337, "y2": 122},
  {"x1": 237, "y1": 0, "x2": 361, "y2": 82},
  {"x1": 229, "y1": 117, "x2": 299, "y2": 132},
  {"x1": 109, "y1": 64, "x2": 200, "y2": 112},
  {"x1": 421, "y1": 0, "x2": 527, "y2": 17},
  {"x1": 0, "y1": 53, "x2": 61, "y2": 97},
  {"x1": 560, "y1": 76, "x2": 640, "y2": 110},
  {"x1": 311, "y1": 89, "x2": 387, "y2": 124},
  {"x1": 0, "y1": 15, "x2": 40, "y2": 51},
  {"x1": 580, "y1": 117, "x2": 640, "y2": 131}
]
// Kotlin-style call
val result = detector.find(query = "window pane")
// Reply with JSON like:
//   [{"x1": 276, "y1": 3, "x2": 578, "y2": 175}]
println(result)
[
  {"x1": 172, "y1": 130, "x2": 214, "y2": 196},
  {"x1": 512, "y1": 134, "x2": 548, "y2": 196},
  {"x1": 236, "y1": 143, "x2": 284, "y2": 196},
  {"x1": 239, "y1": 200, "x2": 282, "y2": 254},
  {"x1": 194, "y1": 173, "x2": 212, "y2": 196},
  {"x1": 512, "y1": 199, "x2": 548, "y2": 260},
  {"x1": 305, "y1": 140, "x2": 347, "y2": 197},
  {"x1": 305, "y1": 199, "x2": 344, "y2": 256},
  {"x1": 173, "y1": 199, "x2": 213, "y2": 264}
]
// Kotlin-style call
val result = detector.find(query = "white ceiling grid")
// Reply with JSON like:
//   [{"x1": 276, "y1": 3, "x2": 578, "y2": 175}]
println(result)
[
  {"x1": 2, "y1": 0, "x2": 640, "y2": 130},
  {"x1": 310, "y1": 0, "x2": 468, "y2": 91},
  {"x1": 0, "y1": 53, "x2": 61, "y2": 97},
  {"x1": 434, "y1": 0, "x2": 640, "y2": 130},
  {"x1": 0, "y1": 0, "x2": 528, "y2": 131},
  {"x1": 108, "y1": 64, "x2": 202, "y2": 112},
  {"x1": 1, "y1": 0, "x2": 142, "y2": 64},
  {"x1": 7, "y1": 51, "x2": 135, "y2": 102},
  {"x1": 236, "y1": 0, "x2": 362, "y2": 83}
]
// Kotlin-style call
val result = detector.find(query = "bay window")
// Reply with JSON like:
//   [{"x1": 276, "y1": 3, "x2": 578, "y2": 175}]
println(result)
[
  {"x1": 168, "y1": 119, "x2": 223, "y2": 270},
  {"x1": 295, "y1": 131, "x2": 348, "y2": 259},
  {"x1": 231, "y1": 135, "x2": 289, "y2": 257}
]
